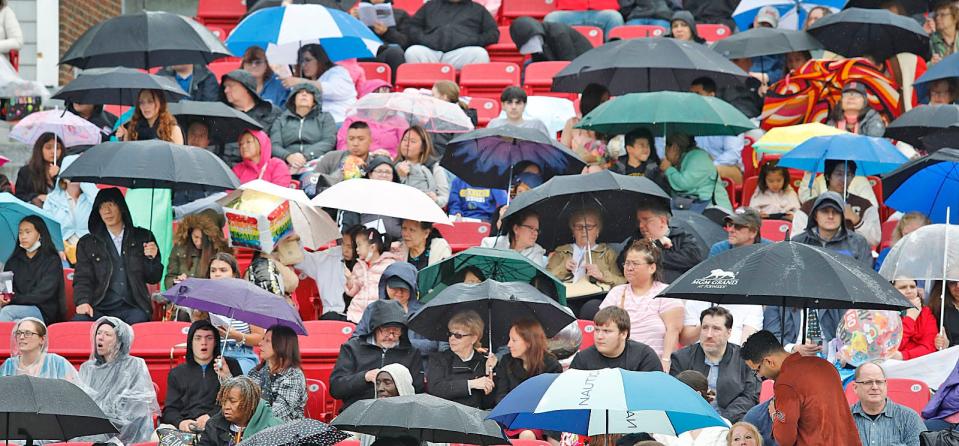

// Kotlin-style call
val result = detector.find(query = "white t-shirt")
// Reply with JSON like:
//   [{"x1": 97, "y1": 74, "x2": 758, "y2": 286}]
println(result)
[{"x1": 683, "y1": 301, "x2": 764, "y2": 346}]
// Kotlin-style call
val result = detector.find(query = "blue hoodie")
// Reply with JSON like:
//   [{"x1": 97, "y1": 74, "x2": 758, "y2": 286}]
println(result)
[{"x1": 352, "y1": 262, "x2": 441, "y2": 355}]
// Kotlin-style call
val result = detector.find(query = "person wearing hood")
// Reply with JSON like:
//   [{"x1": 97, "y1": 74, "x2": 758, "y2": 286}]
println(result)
[
  {"x1": 666, "y1": 11, "x2": 706, "y2": 44},
  {"x1": 683, "y1": 0, "x2": 738, "y2": 31},
  {"x1": 427, "y1": 310, "x2": 498, "y2": 409},
  {"x1": 509, "y1": 16, "x2": 593, "y2": 63},
  {"x1": 66, "y1": 102, "x2": 118, "y2": 143},
  {"x1": 43, "y1": 154, "x2": 99, "y2": 265},
  {"x1": 330, "y1": 299, "x2": 425, "y2": 409},
  {"x1": 356, "y1": 363, "x2": 417, "y2": 446},
  {"x1": 404, "y1": 0, "x2": 500, "y2": 69},
  {"x1": 826, "y1": 81, "x2": 886, "y2": 137},
  {"x1": 1, "y1": 216, "x2": 65, "y2": 323},
  {"x1": 73, "y1": 187, "x2": 163, "y2": 325},
  {"x1": 352, "y1": 262, "x2": 440, "y2": 355},
  {"x1": 78, "y1": 316, "x2": 160, "y2": 444},
  {"x1": 0, "y1": 317, "x2": 80, "y2": 381},
  {"x1": 156, "y1": 64, "x2": 220, "y2": 102},
  {"x1": 159, "y1": 320, "x2": 241, "y2": 436},
  {"x1": 232, "y1": 129, "x2": 292, "y2": 187},
  {"x1": 269, "y1": 83, "x2": 337, "y2": 175},
  {"x1": 542, "y1": 0, "x2": 624, "y2": 38},
  {"x1": 197, "y1": 375, "x2": 283, "y2": 446},
  {"x1": 220, "y1": 70, "x2": 282, "y2": 165},
  {"x1": 791, "y1": 160, "x2": 881, "y2": 247}
]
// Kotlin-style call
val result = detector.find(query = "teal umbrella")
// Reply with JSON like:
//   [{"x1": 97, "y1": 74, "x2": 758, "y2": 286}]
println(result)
[
  {"x1": 0, "y1": 193, "x2": 64, "y2": 261},
  {"x1": 417, "y1": 247, "x2": 566, "y2": 305},
  {"x1": 575, "y1": 91, "x2": 756, "y2": 136}
]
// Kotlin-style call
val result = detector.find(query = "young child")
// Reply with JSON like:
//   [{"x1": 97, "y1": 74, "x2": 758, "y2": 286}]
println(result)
[
  {"x1": 750, "y1": 162, "x2": 801, "y2": 220},
  {"x1": 345, "y1": 228, "x2": 398, "y2": 323}
]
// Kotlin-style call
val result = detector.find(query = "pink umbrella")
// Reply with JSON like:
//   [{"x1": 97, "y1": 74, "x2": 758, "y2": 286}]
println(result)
[
  {"x1": 10, "y1": 109, "x2": 102, "y2": 166},
  {"x1": 346, "y1": 91, "x2": 475, "y2": 133}
]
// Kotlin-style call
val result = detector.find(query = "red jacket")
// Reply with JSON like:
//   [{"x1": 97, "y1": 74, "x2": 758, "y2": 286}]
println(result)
[
  {"x1": 772, "y1": 353, "x2": 862, "y2": 446},
  {"x1": 556, "y1": 0, "x2": 619, "y2": 12},
  {"x1": 900, "y1": 306, "x2": 938, "y2": 360}
]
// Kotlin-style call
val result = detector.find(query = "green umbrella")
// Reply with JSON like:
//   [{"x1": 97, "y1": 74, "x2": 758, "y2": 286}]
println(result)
[
  {"x1": 417, "y1": 247, "x2": 566, "y2": 305},
  {"x1": 575, "y1": 91, "x2": 756, "y2": 136}
]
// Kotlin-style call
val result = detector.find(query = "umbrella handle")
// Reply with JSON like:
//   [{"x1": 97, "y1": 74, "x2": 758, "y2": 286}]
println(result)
[{"x1": 942, "y1": 207, "x2": 952, "y2": 334}]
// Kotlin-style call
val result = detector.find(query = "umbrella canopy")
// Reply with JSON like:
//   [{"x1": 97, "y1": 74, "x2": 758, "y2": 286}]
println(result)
[
  {"x1": 247, "y1": 0, "x2": 359, "y2": 13},
  {"x1": 168, "y1": 100, "x2": 264, "y2": 144},
  {"x1": 884, "y1": 104, "x2": 959, "y2": 148},
  {"x1": 847, "y1": 0, "x2": 929, "y2": 15},
  {"x1": 753, "y1": 122, "x2": 847, "y2": 154},
  {"x1": 711, "y1": 27, "x2": 823, "y2": 59},
  {"x1": 59, "y1": 140, "x2": 240, "y2": 192},
  {"x1": 775, "y1": 133, "x2": 908, "y2": 175},
  {"x1": 501, "y1": 171, "x2": 671, "y2": 251},
  {"x1": 332, "y1": 394, "x2": 510, "y2": 445},
  {"x1": 879, "y1": 224, "x2": 959, "y2": 282},
  {"x1": 238, "y1": 419, "x2": 348, "y2": 446},
  {"x1": 915, "y1": 51, "x2": 959, "y2": 88},
  {"x1": 488, "y1": 369, "x2": 727, "y2": 437},
  {"x1": 671, "y1": 210, "x2": 727, "y2": 249},
  {"x1": 807, "y1": 7, "x2": 930, "y2": 61},
  {"x1": 732, "y1": 0, "x2": 846, "y2": 31},
  {"x1": 443, "y1": 125, "x2": 586, "y2": 189},
  {"x1": 163, "y1": 277, "x2": 308, "y2": 334},
  {"x1": 60, "y1": 11, "x2": 231, "y2": 69},
  {"x1": 416, "y1": 247, "x2": 567, "y2": 304},
  {"x1": 0, "y1": 375, "x2": 118, "y2": 442},
  {"x1": 658, "y1": 241, "x2": 912, "y2": 310},
  {"x1": 217, "y1": 180, "x2": 340, "y2": 251},
  {"x1": 407, "y1": 280, "x2": 576, "y2": 347},
  {"x1": 10, "y1": 109, "x2": 101, "y2": 149},
  {"x1": 311, "y1": 178, "x2": 452, "y2": 225},
  {"x1": 919, "y1": 126, "x2": 959, "y2": 154},
  {"x1": 52, "y1": 67, "x2": 189, "y2": 106},
  {"x1": 882, "y1": 148, "x2": 959, "y2": 223},
  {"x1": 552, "y1": 38, "x2": 749, "y2": 95},
  {"x1": 226, "y1": 4, "x2": 381, "y2": 64},
  {"x1": 575, "y1": 91, "x2": 756, "y2": 136},
  {"x1": 347, "y1": 92, "x2": 475, "y2": 133},
  {"x1": 0, "y1": 193, "x2": 64, "y2": 261}
]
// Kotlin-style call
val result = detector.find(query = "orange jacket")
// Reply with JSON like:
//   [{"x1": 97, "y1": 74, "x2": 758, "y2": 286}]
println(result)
[{"x1": 772, "y1": 353, "x2": 862, "y2": 446}]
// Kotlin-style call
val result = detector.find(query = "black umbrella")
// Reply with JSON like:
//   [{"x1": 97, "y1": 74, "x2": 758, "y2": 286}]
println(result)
[
  {"x1": 0, "y1": 375, "x2": 118, "y2": 444},
  {"x1": 443, "y1": 125, "x2": 586, "y2": 190},
  {"x1": 501, "y1": 170, "x2": 671, "y2": 251},
  {"x1": 169, "y1": 100, "x2": 264, "y2": 144},
  {"x1": 919, "y1": 127, "x2": 959, "y2": 153},
  {"x1": 884, "y1": 104, "x2": 959, "y2": 147},
  {"x1": 331, "y1": 394, "x2": 510, "y2": 445},
  {"x1": 407, "y1": 279, "x2": 576, "y2": 348},
  {"x1": 60, "y1": 10, "x2": 232, "y2": 69},
  {"x1": 238, "y1": 419, "x2": 348, "y2": 446},
  {"x1": 52, "y1": 67, "x2": 189, "y2": 106},
  {"x1": 551, "y1": 37, "x2": 749, "y2": 95},
  {"x1": 671, "y1": 210, "x2": 726, "y2": 249},
  {"x1": 846, "y1": 0, "x2": 931, "y2": 15},
  {"x1": 807, "y1": 7, "x2": 930, "y2": 61},
  {"x1": 711, "y1": 27, "x2": 823, "y2": 60},
  {"x1": 880, "y1": 148, "x2": 959, "y2": 201}
]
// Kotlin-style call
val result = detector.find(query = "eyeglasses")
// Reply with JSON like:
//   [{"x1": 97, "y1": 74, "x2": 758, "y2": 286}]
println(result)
[
  {"x1": 378, "y1": 328, "x2": 402, "y2": 337},
  {"x1": 246, "y1": 59, "x2": 266, "y2": 67},
  {"x1": 14, "y1": 331, "x2": 39, "y2": 338},
  {"x1": 623, "y1": 261, "x2": 651, "y2": 268},
  {"x1": 572, "y1": 224, "x2": 598, "y2": 232},
  {"x1": 855, "y1": 379, "x2": 886, "y2": 387},
  {"x1": 519, "y1": 224, "x2": 540, "y2": 234},
  {"x1": 448, "y1": 331, "x2": 472, "y2": 339}
]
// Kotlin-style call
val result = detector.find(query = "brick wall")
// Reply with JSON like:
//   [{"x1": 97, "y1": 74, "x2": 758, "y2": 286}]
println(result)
[{"x1": 59, "y1": 0, "x2": 123, "y2": 85}]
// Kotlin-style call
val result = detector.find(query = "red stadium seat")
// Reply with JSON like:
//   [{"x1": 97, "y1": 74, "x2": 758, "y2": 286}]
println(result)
[
  {"x1": 741, "y1": 176, "x2": 759, "y2": 207},
  {"x1": 471, "y1": 97, "x2": 501, "y2": 127},
  {"x1": 511, "y1": 440, "x2": 552, "y2": 446},
  {"x1": 880, "y1": 219, "x2": 899, "y2": 250},
  {"x1": 47, "y1": 321, "x2": 95, "y2": 368},
  {"x1": 759, "y1": 379, "x2": 775, "y2": 402},
  {"x1": 64, "y1": 268, "x2": 76, "y2": 321},
  {"x1": 523, "y1": 61, "x2": 573, "y2": 99},
  {"x1": 720, "y1": 176, "x2": 738, "y2": 209},
  {"x1": 761, "y1": 219, "x2": 792, "y2": 242},
  {"x1": 500, "y1": 0, "x2": 556, "y2": 23},
  {"x1": 487, "y1": 26, "x2": 525, "y2": 65},
  {"x1": 460, "y1": 62, "x2": 521, "y2": 100},
  {"x1": 741, "y1": 144, "x2": 759, "y2": 179},
  {"x1": 572, "y1": 26, "x2": 603, "y2": 47},
  {"x1": 393, "y1": 0, "x2": 425, "y2": 15},
  {"x1": 577, "y1": 319, "x2": 594, "y2": 350},
  {"x1": 306, "y1": 378, "x2": 334, "y2": 422},
  {"x1": 208, "y1": 59, "x2": 241, "y2": 81},
  {"x1": 696, "y1": 24, "x2": 732, "y2": 42},
  {"x1": 607, "y1": 25, "x2": 666, "y2": 40},
  {"x1": 131, "y1": 321, "x2": 191, "y2": 406},
  {"x1": 0, "y1": 321, "x2": 14, "y2": 357},
  {"x1": 196, "y1": 0, "x2": 245, "y2": 22},
  {"x1": 335, "y1": 441, "x2": 361, "y2": 446},
  {"x1": 358, "y1": 62, "x2": 392, "y2": 84},
  {"x1": 435, "y1": 222, "x2": 492, "y2": 252},
  {"x1": 844, "y1": 378, "x2": 930, "y2": 414},
  {"x1": 234, "y1": 248, "x2": 256, "y2": 276},
  {"x1": 300, "y1": 320, "x2": 356, "y2": 399},
  {"x1": 395, "y1": 63, "x2": 456, "y2": 91},
  {"x1": 294, "y1": 272, "x2": 321, "y2": 321}
]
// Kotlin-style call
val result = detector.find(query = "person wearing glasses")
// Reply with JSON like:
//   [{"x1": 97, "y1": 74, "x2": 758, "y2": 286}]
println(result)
[
  {"x1": 426, "y1": 310, "x2": 498, "y2": 409},
  {"x1": 282, "y1": 44, "x2": 357, "y2": 124},
  {"x1": 330, "y1": 300, "x2": 424, "y2": 409},
  {"x1": 850, "y1": 362, "x2": 924, "y2": 444},
  {"x1": 0, "y1": 317, "x2": 80, "y2": 382},
  {"x1": 619, "y1": 203, "x2": 706, "y2": 285},
  {"x1": 741, "y1": 330, "x2": 861, "y2": 446},
  {"x1": 481, "y1": 209, "x2": 547, "y2": 267},
  {"x1": 240, "y1": 46, "x2": 289, "y2": 108},
  {"x1": 546, "y1": 207, "x2": 625, "y2": 291}
]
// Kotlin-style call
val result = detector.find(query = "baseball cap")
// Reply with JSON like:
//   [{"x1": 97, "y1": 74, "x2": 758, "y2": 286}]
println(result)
[
  {"x1": 724, "y1": 207, "x2": 762, "y2": 230},
  {"x1": 386, "y1": 277, "x2": 411, "y2": 291},
  {"x1": 843, "y1": 81, "x2": 867, "y2": 96},
  {"x1": 755, "y1": 6, "x2": 780, "y2": 28}
]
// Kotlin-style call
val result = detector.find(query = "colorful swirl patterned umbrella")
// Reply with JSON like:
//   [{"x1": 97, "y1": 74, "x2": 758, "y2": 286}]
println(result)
[{"x1": 10, "y1": 109, "x2": 102, "y2": 151}]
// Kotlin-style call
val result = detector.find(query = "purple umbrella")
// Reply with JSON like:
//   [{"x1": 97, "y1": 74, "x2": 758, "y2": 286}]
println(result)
[{"x1": 162, "y1": 277, "x2": 308, "y2": 335}]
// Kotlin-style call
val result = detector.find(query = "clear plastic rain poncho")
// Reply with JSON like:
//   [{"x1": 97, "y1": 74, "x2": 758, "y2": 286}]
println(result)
[
  {"x1": 77, "y1": 316, "x2": 160, "y2": 444},
  {"x1": 0, "y1": 317, "x2": 82, "y2": 384}
]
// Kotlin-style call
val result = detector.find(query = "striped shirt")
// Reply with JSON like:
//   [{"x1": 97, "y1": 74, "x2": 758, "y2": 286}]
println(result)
[
  {"x1": 851, "y1": 399, "x2": 925, "y2": 446},
  {"x1": 599, "y1": 281, "x2": 681, "y2": 356}
]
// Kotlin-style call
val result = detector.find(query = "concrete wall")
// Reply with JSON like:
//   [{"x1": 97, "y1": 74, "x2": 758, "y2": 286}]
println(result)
[{"x1": 8, "y1": 0, "x2": 36, "y2": 81}]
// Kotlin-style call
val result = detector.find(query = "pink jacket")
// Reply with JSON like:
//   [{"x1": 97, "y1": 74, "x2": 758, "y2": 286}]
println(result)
[
  {"x1": 231, "y1": 130, "x2": 292, "y2": 187},
  {"x1": 345, "y1": 251, "x2": 399, "y2": 323}
]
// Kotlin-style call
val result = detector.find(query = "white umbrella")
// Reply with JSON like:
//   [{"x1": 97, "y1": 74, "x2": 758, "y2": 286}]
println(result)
[
  {"x1": 311, "y1": 178, "x2": 452, "y2": 225},
  {"x1": 218, "y1": 179, "x2": 340, "y2": 250},
  {"x1": 346, "y1": 92, "x2": 475, "y2": 133},
  {"x1": 10, "y1": 109, "x2": 102, "y2": 165}
]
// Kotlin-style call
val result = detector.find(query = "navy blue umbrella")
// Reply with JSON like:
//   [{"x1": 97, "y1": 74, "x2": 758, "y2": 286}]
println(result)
[
  {"x1": 882, "y1": 148, "x2": 959, "y2": 223},
  {"x1": 915, "y1": 52, "x2": 959, "y2": 88}
]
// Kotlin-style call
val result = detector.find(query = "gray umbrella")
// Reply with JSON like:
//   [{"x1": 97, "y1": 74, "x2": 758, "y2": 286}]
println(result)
[
  {"x1": 52, "y1": 67, "x2": 189, "y2": 106},
  {"x1": 711, "y1": 27, "x2": 822, "y2": 60},
  {"x1": 238, "y1": 419, "x2": 348, "y2": 446},
  {"x1": 169, "y1": 100, "x2": 264, "y2": 144},
  {"x1": 0, "y1": 375, "x2": 117, "y2": 444},
  {"x1": 331, "y1": 394, "x2": 510, "y2": 445}
]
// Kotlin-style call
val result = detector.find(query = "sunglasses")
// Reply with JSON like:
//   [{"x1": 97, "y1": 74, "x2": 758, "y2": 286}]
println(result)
[{"x1": 448, "y1": 331, "x2": 472, "y2": 339}]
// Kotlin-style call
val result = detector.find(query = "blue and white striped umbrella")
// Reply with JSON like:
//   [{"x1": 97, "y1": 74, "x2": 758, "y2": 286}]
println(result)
[
  {"x1": 225, "y1": 4, "x2": 381, "y2": 64},
  {"x1": 732, "y1": 0, "x2": 847, "y2": 31},
  {"x1": 488, "y1": 369, "x2": 727, "y2": 437}
]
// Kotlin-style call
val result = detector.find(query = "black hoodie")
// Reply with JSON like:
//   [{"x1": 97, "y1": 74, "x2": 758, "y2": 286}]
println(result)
[
  {"x1": 509, "y1": 17, "x2": 593, "y2": 63},
  {"x1": 73, "y1": 187, "x2": 164, "y2": 317},
  {"x1": 161, "y1": 320, "x2": 241, "y2": 428},
  {"x1": 328, "y1": 300, "x2": 424, "y2": 409}
]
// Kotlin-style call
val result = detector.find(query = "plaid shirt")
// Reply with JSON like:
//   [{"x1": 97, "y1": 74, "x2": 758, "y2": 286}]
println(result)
[
  {"x1": 851, "y1": 399, "x2": 925, "y2": 446},
  {"x1": 249, "y1": 366, "x2": 307, "y2": 422}
]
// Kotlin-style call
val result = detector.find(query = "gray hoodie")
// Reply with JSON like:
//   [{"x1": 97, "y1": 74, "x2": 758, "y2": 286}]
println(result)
[
  {"x1": 790, "y1": 191, "x2": 873, "y2": 269},
  {"x1": 269, "y1": 83, "x2": 337, "y2": 161}
]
